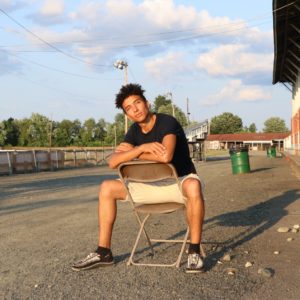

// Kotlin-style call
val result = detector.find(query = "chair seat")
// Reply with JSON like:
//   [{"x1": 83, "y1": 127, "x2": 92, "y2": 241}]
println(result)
[{"x1": 135, "y1": 202, "x2": 185, "y2": 214}]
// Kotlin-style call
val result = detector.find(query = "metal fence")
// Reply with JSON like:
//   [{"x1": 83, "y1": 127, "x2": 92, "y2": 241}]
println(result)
[{"x1": 0, "y1": 148, "x2": 113, "y2": 175}]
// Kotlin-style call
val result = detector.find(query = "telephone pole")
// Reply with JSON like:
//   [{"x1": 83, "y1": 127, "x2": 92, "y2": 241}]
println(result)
[{"x1": 186, "y1": 97, "x2": 191, "y2": 125}]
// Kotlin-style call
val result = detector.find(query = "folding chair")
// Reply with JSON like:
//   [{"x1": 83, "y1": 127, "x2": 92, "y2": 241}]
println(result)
[{"x1": 118, "y1": 160, "x2": 205, "y2": 268}]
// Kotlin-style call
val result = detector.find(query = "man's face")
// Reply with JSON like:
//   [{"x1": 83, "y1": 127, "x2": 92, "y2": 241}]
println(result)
[{"x1": 122, "y1": 95, "x2": 150, "y2": 122}]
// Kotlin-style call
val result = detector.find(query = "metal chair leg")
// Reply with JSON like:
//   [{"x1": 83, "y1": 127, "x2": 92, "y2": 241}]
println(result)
[{"x1": 127, "y1": 214, "x2": 151, "y2": 266}]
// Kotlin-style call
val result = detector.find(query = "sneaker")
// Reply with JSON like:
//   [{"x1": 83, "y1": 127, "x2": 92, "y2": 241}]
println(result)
[
  {"x1": 185, "y1": 253, "x2": 204, "y2": 273},
  {"x1": 72, "y1": 251, "x2": 114, "y2": 271}
]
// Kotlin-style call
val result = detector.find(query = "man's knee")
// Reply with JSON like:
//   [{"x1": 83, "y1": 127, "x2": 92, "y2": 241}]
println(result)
[
  {"x1": 99, "y1": 179, "x2": 126, "y2": 200},
  {"x1": 182, "y1": 178, "x2": 203, "y2": 199},
  {"x1": 99, "y1": 180, "x2": 119, "y2": 197}
]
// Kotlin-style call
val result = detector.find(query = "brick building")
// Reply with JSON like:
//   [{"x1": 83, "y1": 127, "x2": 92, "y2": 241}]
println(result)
[{"x1": 206, "y1": 132, "x2": 290, "y2": 151}]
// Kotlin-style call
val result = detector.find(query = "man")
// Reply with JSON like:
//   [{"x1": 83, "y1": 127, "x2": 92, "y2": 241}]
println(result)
[{"x1": 72, "y1": 83, "x2": 205, "y2": 273}]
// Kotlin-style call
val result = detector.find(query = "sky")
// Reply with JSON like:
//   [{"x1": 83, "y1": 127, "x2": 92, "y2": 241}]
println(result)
[{"x1": 0, "y1": 0, "x2": 293, "y2": 131}]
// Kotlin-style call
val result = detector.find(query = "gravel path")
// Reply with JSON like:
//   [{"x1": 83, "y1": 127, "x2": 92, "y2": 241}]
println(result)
[{"x1": 1, "y1": 153, "x2": 299, "y2": 299}]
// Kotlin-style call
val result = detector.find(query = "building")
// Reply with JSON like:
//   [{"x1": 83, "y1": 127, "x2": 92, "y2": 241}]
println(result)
[
  {"x1": 206, "y1": 132, "x2": 290, "y2": 150},
  {"x1": 273, "y1": 0, "x2": 300, "y2": 155},
  {"x1": 184, "y1": 120, "x2": 209, "y2": 142},
  {"x1": 184, "y1": 120, "x2": 209, "y2": 161}
]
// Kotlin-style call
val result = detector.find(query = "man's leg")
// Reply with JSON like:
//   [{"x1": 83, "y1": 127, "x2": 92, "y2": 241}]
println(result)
[
  {"x1": 72, "y1": 179, "x2": 127, "y2": 271},
  {"x1": 182, "y1": 177, "x2": 205, "y2": 273},
  {"x1": 182, "y1": 178, "x2": 205, "y2": 244},
  {"x1": 98, "y1": 179, "x2": 127, "y2": 248}
]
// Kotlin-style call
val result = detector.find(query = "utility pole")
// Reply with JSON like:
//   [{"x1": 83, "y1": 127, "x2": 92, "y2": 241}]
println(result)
[
  {"x1": 114, "y1": 125, "x2": 117, "y2": 148},
  {"x1": 186, "y1": 97, "x2": 191, "y2": 125},
  {"x1": 49, "y1": 115, "x2": 53, "y2": 149}
]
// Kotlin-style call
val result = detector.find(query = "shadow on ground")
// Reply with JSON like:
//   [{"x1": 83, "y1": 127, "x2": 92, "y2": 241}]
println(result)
[{"x1": 203, "y1": 189, "x2": 300, "y2": 270}]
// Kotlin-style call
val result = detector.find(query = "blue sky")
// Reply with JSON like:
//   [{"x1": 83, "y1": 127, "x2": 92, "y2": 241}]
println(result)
[{"x1": 0, "y1": 0, "x2": 292, "y2": 131}]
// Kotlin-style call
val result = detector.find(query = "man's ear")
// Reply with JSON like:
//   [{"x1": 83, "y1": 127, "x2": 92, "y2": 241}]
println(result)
[{"x1": 147, "y1": 101, "x2": 151, "y2": 109}]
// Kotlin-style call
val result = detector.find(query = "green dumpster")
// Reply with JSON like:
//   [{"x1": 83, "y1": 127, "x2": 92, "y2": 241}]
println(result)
[
  {"x1": 267, "y1": 146, "x2": 276, "y2": 158},
  {"x1": 229, "y1": 146, "x2": 250, "y2": 174}
]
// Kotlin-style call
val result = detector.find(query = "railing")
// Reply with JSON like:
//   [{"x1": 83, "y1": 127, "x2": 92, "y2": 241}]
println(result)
[{"x1": 0, "y1": 148, "x2": 114, "y2": 175}]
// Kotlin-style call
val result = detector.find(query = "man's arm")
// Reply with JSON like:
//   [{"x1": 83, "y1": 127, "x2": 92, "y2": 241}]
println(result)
[
  {"x1": 108, "y1": 141, "x2": 168, "y2": 169},
  {"x1": 137, "y1": 134, "x2": 176, "y2": 163}
]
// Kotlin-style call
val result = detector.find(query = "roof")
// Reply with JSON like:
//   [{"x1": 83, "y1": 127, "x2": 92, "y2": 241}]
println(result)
[
  {"x1": 273, "y1": 0, "x2": 300, "y2": 85},
  {"x1": 207, "y1": 132, "x2": 290, "y2": 142},
  {"x1": 184, "y1": 120, "x2": 208, "y2": 132}
]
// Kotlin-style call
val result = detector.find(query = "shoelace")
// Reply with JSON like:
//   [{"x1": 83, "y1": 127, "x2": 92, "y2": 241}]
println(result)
[
  {"x1": 189, "y1": 254, "x2": 200, "y2": 267},
  {"x1": 83, "y1": 252, "x2": 99, "y2": 261}
]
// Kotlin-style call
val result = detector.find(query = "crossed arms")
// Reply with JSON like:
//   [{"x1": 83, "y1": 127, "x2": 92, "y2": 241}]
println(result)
[{"x1": 108, "y1": 134, "x2": 176, "y2": 169}]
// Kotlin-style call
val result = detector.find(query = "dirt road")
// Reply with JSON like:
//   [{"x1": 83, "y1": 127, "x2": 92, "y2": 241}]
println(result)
[{"x1": 1, "y1": 153, "x2": 299, "y2": 299}]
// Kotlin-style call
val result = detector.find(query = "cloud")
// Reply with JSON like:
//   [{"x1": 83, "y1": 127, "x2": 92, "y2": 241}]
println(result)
[
  {"x1": 40, "y1": 0, "x2": 64, "y2": 16},
  {"x1": 106, "y1": 0, "x2": 136, "y2": 16},
  {"x1": 61, "y1": 0, "x2": 273, "y2": 59},
  {"x1": 196, "y1": 44, "x2": 273, "y2": 83},
  {"x1": 16, "y1": 0, "x2": 274, "y2": 73},
  {"x1": 203, "y1": 80, "x2": 271, "y2": 106},
  {"x1": 144, "y1": 51, "x2": 189, "y2": 82},
  {"x1": 196, "y1": 44, "x2": 272, "y2": 76},
  {"x1": 0, "y1": 51, "x2": 22, "y2": 76},
  {"x1": 29, "y1": 0, "x2": 65, "y2": 25},
  {"x1": 0, "y1": 0, "x2": 27, "y2": 11},
  {"x1": 140, "y1": 0, "x2": 198, "y2": 29},
  {"x1": 69, "y1": 2, "x2": 104, "y2": 24}
]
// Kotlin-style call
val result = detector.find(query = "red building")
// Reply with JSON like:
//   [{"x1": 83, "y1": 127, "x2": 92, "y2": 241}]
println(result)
[{"x1": 206, "y1": 132, "x2": 290, "y2": 151}]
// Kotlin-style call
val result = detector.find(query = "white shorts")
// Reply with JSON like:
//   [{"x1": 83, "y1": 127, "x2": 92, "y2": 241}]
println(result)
[{"x1": 123, "y1": 173, "x2": 204, "y2": 204}]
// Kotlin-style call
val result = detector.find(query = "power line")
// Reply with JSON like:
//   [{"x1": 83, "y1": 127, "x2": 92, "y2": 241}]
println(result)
[
  {"x1": 0, "y1": 3, "x2": 296, "y2": 54},
  {"x1": 0, "y1": 49, "x2": 120, "y2": 80},
  {"x1": 0, "y1": 7, "x2": 107, "y2": 68},
  {"x1": 1, "y1": 13, "x2": 271, "y2": 49},
  {"x1": 12, "y1": 72, "x2": 111, "y2": 105}
]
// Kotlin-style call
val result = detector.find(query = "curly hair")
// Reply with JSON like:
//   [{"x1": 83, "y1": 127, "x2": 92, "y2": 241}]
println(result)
[{"x1": 115, "y1": 83, "x2": 147, "y2": 109}]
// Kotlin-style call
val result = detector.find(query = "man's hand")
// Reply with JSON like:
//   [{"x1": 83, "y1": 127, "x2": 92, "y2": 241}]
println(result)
[
  {"x1": 139, "y1": 142, "x2": 166, "y2": 158},
  {"x1": 115, "y1": 143, "x2": 134, "y2": 153}
]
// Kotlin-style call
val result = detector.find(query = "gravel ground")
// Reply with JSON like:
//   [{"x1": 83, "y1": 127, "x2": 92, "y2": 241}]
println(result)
[{"x1": 0, "y1": 152, "x2": 300, "y2": 300}]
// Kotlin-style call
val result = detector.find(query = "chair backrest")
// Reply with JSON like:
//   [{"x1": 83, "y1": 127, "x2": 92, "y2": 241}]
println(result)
[
  {"x1": 118, "y1": 160, "x2": 178, "y2": 183},
  {"x1": 118, "y1": 160, "x2": 183, "y2": 209}
]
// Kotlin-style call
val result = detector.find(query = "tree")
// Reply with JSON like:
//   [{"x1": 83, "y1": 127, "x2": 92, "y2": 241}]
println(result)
[
  {"x1": 157, "y1": 104, "x2": 188, "y2": 127},
  {"x1": 94, "y1": 118, "x2": 107, "y2": 143},
  {"x1": 81, "y1": 118, "x2": 96, "y2": 146},
  {"x1": 249, "y1": 123, "x2": 257, "y2": 133},
  {"x1": 54, "y1": 119, "x2": 77, "y2": 146},
  {"x1": 104, "y1": 113, "x2": 127, "y2": 146},
  {"x1": 0, "y1": 122, "x2": 7, "y2": 146},
  {"x1": 2, "y1": 118, "x2": 20, "y2": 146},
  {"x1": 153, "y1": 95, "x2": 171, "y2": 112},
  {"x1": 153, "y1": 95, "x2": 188, "y2": 127},
  {"x1": 17, "y1": 118, "x2": 31, "y2": 146},
  {"x1": 263, "y1": 117, "x2": 289, "y2": 133},
  {"x1": 210, "y1": 112, "x2": 243, "y2": 134},
  {"x1": 26, "y1": 113, "x2": 50, "y2": 147}
]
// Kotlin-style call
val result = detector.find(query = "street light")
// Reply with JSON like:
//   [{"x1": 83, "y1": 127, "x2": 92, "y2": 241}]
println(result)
[{"x1": 114, "y1": 60, "x2": 128, "y2": 133}]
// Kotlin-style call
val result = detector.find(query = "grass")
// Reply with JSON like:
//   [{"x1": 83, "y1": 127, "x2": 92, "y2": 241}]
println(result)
[{"x1": 205, "y1": 149, "x2": 229, "y2": 157}]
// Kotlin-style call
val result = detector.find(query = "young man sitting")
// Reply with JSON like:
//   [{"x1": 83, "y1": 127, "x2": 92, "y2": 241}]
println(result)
[{"x1": 72, "y1": 83, "x2": 205, "y2": 273}]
